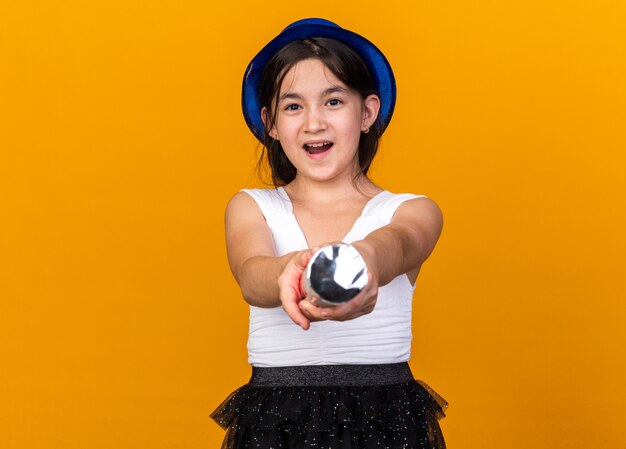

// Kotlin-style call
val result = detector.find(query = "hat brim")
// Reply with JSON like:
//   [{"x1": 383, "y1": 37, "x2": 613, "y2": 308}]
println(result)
[{"x1": 242, "y1": 19, "x2": 396, "y2": 143}]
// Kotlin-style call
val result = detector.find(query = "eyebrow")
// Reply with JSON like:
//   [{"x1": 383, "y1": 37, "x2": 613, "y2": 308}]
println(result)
[{"x1": 279, "y1": 86, "x2": 350, "y2": 102}]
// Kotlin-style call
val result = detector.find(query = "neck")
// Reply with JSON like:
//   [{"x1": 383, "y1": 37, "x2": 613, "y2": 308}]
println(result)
[{"x1": 284, "y1": 173, "x2": 380, "y2": 204}]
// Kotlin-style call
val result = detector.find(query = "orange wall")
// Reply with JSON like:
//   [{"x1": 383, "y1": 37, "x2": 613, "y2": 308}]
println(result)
[{"x1": 1, "y1": 1, "x2": 625, "y2": 448}]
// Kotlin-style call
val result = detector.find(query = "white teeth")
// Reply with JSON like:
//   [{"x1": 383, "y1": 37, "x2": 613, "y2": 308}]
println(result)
[{"x1": 306, "y1": 142, "x2": 330, "y2": 148}]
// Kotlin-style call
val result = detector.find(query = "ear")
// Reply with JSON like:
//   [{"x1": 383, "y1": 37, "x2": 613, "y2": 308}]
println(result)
[
  {"x1": 261, "y1": 107, "x2": 279, "y2": 140},
  {"x1": 361, "y1": 94, "x2": 381, "y2": 132}
]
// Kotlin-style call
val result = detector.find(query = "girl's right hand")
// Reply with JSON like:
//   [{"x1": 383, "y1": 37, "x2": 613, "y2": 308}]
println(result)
[{"x1": 277, "y1": 249, "x2": 316, "y2": 330}]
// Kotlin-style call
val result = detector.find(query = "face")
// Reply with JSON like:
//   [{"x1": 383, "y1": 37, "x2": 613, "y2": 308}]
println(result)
[{"x1": 263, "y1": 58, "x2": 380, "y2": 184}]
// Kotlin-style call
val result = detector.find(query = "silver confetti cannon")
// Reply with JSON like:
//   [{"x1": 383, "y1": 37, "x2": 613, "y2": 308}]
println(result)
[{"x1": 302, "y1": 243, "x2": 368, "y2": 307}]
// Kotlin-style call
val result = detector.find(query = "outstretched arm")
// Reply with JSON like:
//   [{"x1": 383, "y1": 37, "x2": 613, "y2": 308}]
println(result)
[
  {"x1": 355, "y1": 196, "x2": 443, "y2": 286},
  {"x1": 299, "y1": 197, "x2": 443, "y2": 322},
  {"x1": 225, "y1": 191, "x2": 314, "y2": 329}
]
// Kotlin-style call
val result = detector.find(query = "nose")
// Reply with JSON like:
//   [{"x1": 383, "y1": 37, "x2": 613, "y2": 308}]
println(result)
[{"x1": 303, "y1": 106, "x2": 327, "y2": 133}]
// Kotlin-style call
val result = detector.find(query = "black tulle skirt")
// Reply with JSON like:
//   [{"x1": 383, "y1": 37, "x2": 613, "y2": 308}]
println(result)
[{"x1": 211, "y1": 363, "x2": 448, "y2": 449}]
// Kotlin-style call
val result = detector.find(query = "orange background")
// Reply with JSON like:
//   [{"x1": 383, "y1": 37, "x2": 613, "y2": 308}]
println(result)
[{"x1": 1, "y1": 1, "x2": 625, "y2": 448}]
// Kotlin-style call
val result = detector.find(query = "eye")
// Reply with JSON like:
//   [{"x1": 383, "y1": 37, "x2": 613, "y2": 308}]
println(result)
[
  {"x1": 284, "y1": 104, "x2": 301, "y2": 111},
  {"x1": 327, "y1": 98, "x2": 343, "y2": 106}
]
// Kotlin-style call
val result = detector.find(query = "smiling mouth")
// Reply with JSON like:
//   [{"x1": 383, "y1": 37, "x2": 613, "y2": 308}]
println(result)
[{"x1": 304, "y1": 142, "x2": 333, "y2": 154}]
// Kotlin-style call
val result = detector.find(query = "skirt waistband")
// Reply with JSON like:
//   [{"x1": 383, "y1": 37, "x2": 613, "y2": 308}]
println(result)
[{"x1": 249, "y1": 362, "x2": 414, "y2": 387}]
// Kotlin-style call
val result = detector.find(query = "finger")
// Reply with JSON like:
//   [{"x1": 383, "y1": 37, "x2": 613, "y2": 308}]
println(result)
[
  {"x1": 320, "y1": 291, "x2": 366, "y2": 321},
  {"x1": 299, "y1": 298, "x2": 325, "y2": 321},
  {"x1": 296, "y1": 248, "x2": 314, "y2": 269},
  {"x1": 281, "y1": 296, "x2": 311, "y2": 330},
  {"x1": 319, "y1": 303, "x2": 349, "y2": 321}
]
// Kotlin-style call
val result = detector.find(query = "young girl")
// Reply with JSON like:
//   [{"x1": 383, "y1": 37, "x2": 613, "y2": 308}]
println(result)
[{"x1": 211, "y1": 18, "x2": 448, "y2": 449}]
